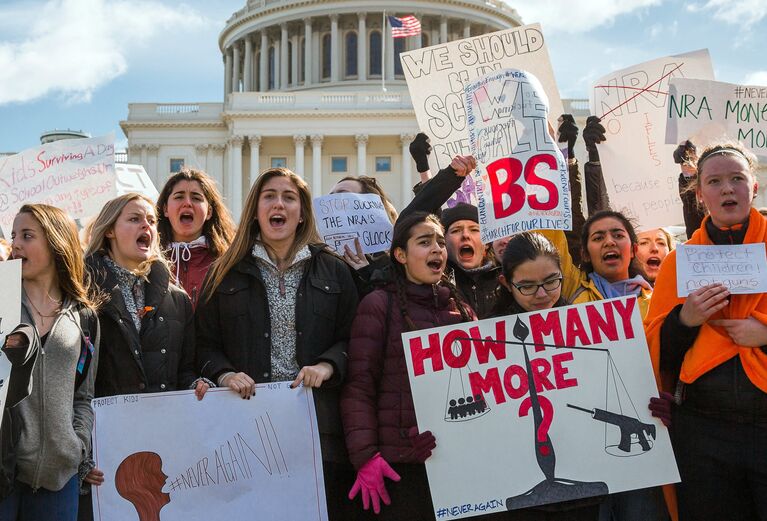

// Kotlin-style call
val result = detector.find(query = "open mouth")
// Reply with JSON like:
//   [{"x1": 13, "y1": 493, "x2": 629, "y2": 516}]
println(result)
[
  {"x1": 647, "y1": 257, "x2": 661, "y2": 268},
  {"x1": 722, "y1": 200, "x2": 738, "y2": 208},
  {"x1": 602, "y1": 251, "x2": 620, "y2": 263},
  {"x1": 136, "y1": 232, "x2": 152, "y2": 250},
  {"x1": 179, "y1": 211, "x2": 194, "y2": 224},
  {"x1": 458, "y1": 244, "x2": 475, "y2": 261},
  {"x1": 269, "y1": 215, "x2": 286, "y2": 227},
  {"x1": 427, "y1": 259, "x2": 443, "y2": 272}
]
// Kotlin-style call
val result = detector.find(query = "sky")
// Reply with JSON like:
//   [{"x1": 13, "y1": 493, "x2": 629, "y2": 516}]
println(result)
[{"x1": 0, "y1": 0, "x2": 765, "y2": 153}]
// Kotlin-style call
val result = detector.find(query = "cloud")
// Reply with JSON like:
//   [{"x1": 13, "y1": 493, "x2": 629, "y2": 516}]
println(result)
[
  {"x1": 0, "y1": 0, "x2": 208, "y2": 105},
  {"x1": 688, "y1": 0, "x2": 767, "y2": 26},
  {"x1": 512, "y1": 0, "x2": 663, "y2": 33},
  {"x1": 744, "y1": 71, "x2": 767, "y2": 85}
]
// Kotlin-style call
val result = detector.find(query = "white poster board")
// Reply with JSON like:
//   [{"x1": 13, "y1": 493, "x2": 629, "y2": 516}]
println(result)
[
  {"x1": 313, "y1": 193, "x2": 393, "y2": 255},
  {"x1": 0, "y1": 134, "x2": 117, "y2": 236},
  {"x1": 466, "y1": 69, "x2": 571, "y2": 243},
  {"x1": 402, "y1": 297, "x2": 679, "y2": 519},
  {"x1": 666, "y1": 78, "x2": 767, "y2": 161},
  {"x1": 92, "y1": 385, "x2": 327, "y2": 521},
  {"x1": 401, "y1": 24, "x2": 564, "y2": 207},
  {"x1": 115, "y1": 163, "x2": 160, "y2": 201},
  {"x1": 0, "y1": 259, "x2": 22, "y2": 429},
  {"x1": 589, "y1": 50, "x2": 714, "y2": 229},
  {"x1": 675, "y1": 243, "x2": 767, "y2": 296}
]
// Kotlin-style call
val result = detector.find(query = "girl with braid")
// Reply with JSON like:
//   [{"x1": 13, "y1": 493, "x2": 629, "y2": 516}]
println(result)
[{"x1": 341, "y1": 211, "x2": 475, "y2": 520}]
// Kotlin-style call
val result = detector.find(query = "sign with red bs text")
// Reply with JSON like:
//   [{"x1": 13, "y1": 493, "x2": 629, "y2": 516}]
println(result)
[
  {"x1": 465, "y1": 69, "x2": 571, "y2": 243},
  {"x1": 402, "y1": 297, "x2": 680, "y2": 519}
]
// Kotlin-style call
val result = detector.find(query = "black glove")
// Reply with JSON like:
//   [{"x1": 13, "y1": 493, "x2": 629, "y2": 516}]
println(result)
[
  {"x1": 557, "y1": 114, "x2": 578, "y2": 158},
  {"x1": 409, "y1": 133, "x2": 432, "y2": 173},
  {"x1": 673, "y1": 140, "x2": 697, "y2": 165},
  {"x1": 583, "y1": 116, "x2": 606, "y2": 163}
]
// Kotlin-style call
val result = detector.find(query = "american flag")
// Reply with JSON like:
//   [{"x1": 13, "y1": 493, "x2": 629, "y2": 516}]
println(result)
[{"x1": 388, "y1": 15, "x2": 421, "y2": 38}]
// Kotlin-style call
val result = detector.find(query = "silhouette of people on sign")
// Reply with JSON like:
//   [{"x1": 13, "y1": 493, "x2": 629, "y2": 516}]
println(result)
[
  {"x1": 446, "y1": 394, "x2": 490, "y2": 421},
  {"x1": 115, "y1": 451, "x2": 170, "y2": 521}
]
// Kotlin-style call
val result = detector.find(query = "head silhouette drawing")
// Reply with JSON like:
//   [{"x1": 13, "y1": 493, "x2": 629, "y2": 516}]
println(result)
[{"x1": 115, "y1": 451, "x2": 170, "y2": 521}]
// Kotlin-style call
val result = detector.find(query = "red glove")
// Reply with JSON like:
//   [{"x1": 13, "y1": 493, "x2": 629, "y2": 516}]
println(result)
[
  {"x1": 648, "y1": 391, "x2": 674, "y2": 427},
  {"x1": 348, "y1": 453, "x2": 401, "y2": 514},
  {"x1": 408, "y1": 426, "x2": 436, "y2": 463}
]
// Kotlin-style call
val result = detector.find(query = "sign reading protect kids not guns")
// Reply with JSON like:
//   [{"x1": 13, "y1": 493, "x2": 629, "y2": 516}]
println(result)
[
  {"x1": 466, "y1": 69, "x2": 571, "y2": 243},
  {"x1": 0, "y1": 133, "x2": 117, "y2": 236},
  {"x1": 402, "y1": 297, "x2": 680, "y2": 519},
  {"x1": 400, "y1": 24, "x2": 563, "y2": 207},
  {"x1": 589, "y1": 50, "x2": 713, "y2": 230}
]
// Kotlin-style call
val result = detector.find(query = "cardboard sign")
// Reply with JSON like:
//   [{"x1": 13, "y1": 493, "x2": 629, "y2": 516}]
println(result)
[
  {"x1": 0, "y1": 259, "x2": 22, "y2": 430},
  {"x1": 675, "y1": 243, "x2": 767, "y2": 296},
  {"x1": 401, "y1": 24, "x2": 564, "y2": 207},
  {"x1": 115, "y1": 163, "x2": 160, "y2": 201},
  {"x1": 466, "y1": 69, "x2": 571, "y2": 243},
  {"x1": 402, "y1": 297, "x2": 679, "y2": 519},
  {"x1": 0, "y1": 133, "x2": 117, "y2": 236},
  {"x1": 666, "y1": 78, "x2": 767, "y2": 161},
  {"x1": 589, "y1": 50, "x2": 714, "y2": 229},
  {"x1": 313, "y1": 193, "x2": 393, "y2": 255},
  {"x1": 92, "y1": 385, "x2": 327, "y2": 521}
]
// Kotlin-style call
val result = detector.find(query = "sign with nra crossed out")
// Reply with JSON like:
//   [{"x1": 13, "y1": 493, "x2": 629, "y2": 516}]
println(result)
[{"x1": 465, "y1": 68, "x2": 572, "y2": 243}]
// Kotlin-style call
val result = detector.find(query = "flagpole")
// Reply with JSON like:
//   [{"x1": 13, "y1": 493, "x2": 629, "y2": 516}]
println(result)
[{"x1": 382, "y1": 11, "x2": 387, "y2": 92}]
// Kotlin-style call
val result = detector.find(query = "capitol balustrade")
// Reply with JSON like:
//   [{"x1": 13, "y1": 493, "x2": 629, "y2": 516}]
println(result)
[{"x1": 226, "y1": 90, "x2": 414, "y2": 111}]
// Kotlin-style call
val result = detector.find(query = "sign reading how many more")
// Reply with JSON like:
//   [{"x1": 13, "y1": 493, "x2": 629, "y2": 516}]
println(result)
[
  {"x1": 402, "y1": 297, "x2": 679, "y2": 520},
  {"x1": 589, "y1": 50, "x2": 714, "y2": 230},
  {"x1": 466, "y1": 69, "x2": 571, "y2": 243},
  {"x1": 0, "y1": 133, "x2": 117, "y2": 236},
  {"x1": 400, "y1": 24, "x2": 564, "y2": 207},
  {"x1": 666, "y1": 78, "x2": 767, "y2": 161},
  {"x1": 313, "y1": 193, "x2": 393, "y2": 255},
  {"x1": 675, "y1": 243, "x2": 767, "y2": 297},
  {"x1": 0, "y1": 259, "x2": 22, "y2": 430}
]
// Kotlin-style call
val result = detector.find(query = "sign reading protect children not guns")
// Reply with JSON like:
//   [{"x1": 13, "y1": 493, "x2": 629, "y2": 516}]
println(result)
[{"x1": 401, "y1": 297, "x2": 680, "y2": 519}]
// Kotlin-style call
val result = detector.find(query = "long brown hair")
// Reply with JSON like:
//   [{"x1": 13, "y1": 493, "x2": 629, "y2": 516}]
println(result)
[
  {"x1": 17, "y1": 204, "x2": 99, "y2": 309},
  {"x1": 156, "y1": 168, "x2": 235, "y2": 257},
  {"x1": 202, "y1": 168, "x2": 322, "y2": 302},
  {"x1": 85, "y1": 193, "x2": 167, "y2": 277}
]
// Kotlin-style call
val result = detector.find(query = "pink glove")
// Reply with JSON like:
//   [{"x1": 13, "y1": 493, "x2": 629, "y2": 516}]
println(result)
[
  {"x1": 348, "y1": 453, "x2": 401, "y2": 514},
  {"x1": 648, "y1": 391, "x2": 674, "y2": 427}
]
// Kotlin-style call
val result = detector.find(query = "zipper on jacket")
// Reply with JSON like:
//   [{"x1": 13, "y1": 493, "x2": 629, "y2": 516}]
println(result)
[{"x1": 432, "y1": 284, "x2": 439, "y2": 308}]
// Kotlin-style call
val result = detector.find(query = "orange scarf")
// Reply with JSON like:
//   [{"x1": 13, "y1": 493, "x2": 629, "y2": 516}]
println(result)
[{"x1": 644, "y1": 208, "x2": 767, "y2": 393}]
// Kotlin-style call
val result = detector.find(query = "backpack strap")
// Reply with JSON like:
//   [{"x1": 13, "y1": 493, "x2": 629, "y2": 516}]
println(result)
[
  {"x1": 75, "y1": 307, "x2": 97, "y2": 390},
  {"x1": 566, "y1": 285, "x2": 587, "y2": 306}
]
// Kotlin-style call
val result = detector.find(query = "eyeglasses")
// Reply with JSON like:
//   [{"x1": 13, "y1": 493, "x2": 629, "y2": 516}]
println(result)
[{"x1": 511, "y1": 277, "x2": 563, "y2": 296}]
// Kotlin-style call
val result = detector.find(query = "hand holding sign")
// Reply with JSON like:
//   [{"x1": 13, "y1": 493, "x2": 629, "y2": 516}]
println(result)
[{"x1": 709, "y1": 317, "x2": 767, "y2": 347}]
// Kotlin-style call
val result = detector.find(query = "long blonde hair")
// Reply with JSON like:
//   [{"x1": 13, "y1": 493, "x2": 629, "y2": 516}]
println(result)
[
  {"x1": 17, "y1": 204, "x2": 99, "y2": 309},
  {"x1": 202, "y1": 168, "x2": 322, "y2": 302},
  {"x1": 85, "y1": 193, "x2": 166, "y2": 276}
]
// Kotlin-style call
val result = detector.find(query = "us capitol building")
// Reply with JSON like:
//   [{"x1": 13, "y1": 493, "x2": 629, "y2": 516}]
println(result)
[{"x1": 121, "y1": 0, "x2": 588, "y2": 218}]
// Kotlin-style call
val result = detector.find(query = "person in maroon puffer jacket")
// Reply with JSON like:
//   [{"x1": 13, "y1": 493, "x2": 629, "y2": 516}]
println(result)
[
  {"x1": 341, "y1": 211, "x2": 476, "y2": 520},
  {"x1": 156, "y1": 168, "x2": 235, "y2": 309}
]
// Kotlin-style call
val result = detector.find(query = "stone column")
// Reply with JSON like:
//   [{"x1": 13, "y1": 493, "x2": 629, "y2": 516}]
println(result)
[
  {"x1": 260, "y1": 31, "x2": 269, "y2": 91},
  {"x1": 208, "y1": 144, "x2": 225, "y2": 187},
  {"x1": 274, "y1": 38, "x2": 281, "y2": 90},
  {"x1": 357, "y1": 13, "x2": 367, "y2": 80},
  {"x1": 139, "y1": 144, "x2": 148, "y2": 170},
  {"x1": 147, "y1": 144, "x2": 160, "y2": 186},
  {"x1": 400, "y1": 133, "x2": 415, "y2": 205},
  {"x1": 227, "y1": 135, "x2": 244, "y2": 219},
  {"x1": 355, "y1": 134, "x2": 368, "y2": 174},
  {"x1": 330, "y1": 14, "x2": 339, "y2": 82},
  {"x1": 304, "y1": 18, "x2": 312, "y2": 86},
  {"x1": 224, "y1": 49, "x2": 232, "y2": 95},
  {"x1": 311, "y1": 135, "x2": 323, "y2": 194},
  {"x1": 294, "y1": 135, "x2": 306, "y2": 178},
  {"x1": 195, "y1": 144, "x2": 209, "y2": 171},
  {"x1": 440, "y1": 16, "x2": 448, "y2": 43},
  {"x1": 128, "y1": 145, "x2": 140, "y2": 165},
  {"x1": 248, "y1": 135, "x2": 261, "y2": 187},
  {"x1": 412, "y1": 14, "x2": 423, "y2": 50},
  {"x1": 291, "y1": 34, "x2": 299, "y2": 86},
  {"x1": 243, "y1": 38, "x2": 252, "y2": 91},
  {"x1": 463, "y1": 21, "x2": 471, "y2": 39},
  {"x1": 280, "y1": 23, "x2": 289, "y2": 88},
  {"x1": 232, "y1": 42, "x2": 240, "y2": 92}
]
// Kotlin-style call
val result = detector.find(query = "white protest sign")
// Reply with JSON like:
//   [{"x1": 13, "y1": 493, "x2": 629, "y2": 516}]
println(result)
[
  {"x1": 313, "y1": 193, "x2": 393, "y2": 255},
  {"x1": 115, "y1": 163, "x2": 160, "y2": 201},
  {"x1": 0, "y1": 134, "x2": 117, "y2": 236},
  {"x1": 589, "y1": 50, "x2": 714, "y2": 229},
  {"x1": 93, "y1": 385, "x2": 327, "y2": 521},
  {"x1": 675, "y1": 243, "x2": 767, "y2": 296},
  {"x1": 402, "y1": 297, "x2": 679, "y2": 519},
  {"x1": 466, "y1": 69, "x2": 571, "y2": 243},
  {"x1": 0, "y1": 259, "x2": 22, "y2": 429},
  {"x1": 666, "y1": 78, "x2": 767, "y2": 160},
  {"x1": 401, "y1": 24, "x2": 564, "y2": 207}
]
